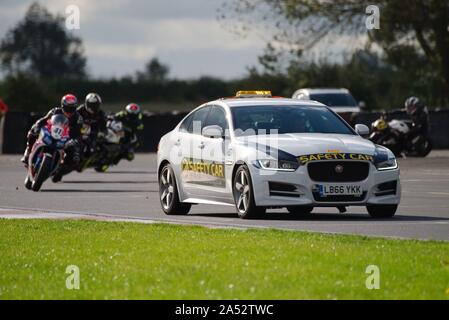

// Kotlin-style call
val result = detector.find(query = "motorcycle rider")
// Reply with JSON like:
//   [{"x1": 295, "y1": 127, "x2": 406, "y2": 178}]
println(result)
[
  {"x1": 112, "y1": 103, "x2": 144, "y2": 161},
  {"x1": 21, "y1": 94, "x2": 83, "y2": 171},
  {"x1": 77, "y1": 93, "x2": 107, "y2": 158},
  {"x1": 404, "y1": 96, "x2": 430, "y2": 138}
]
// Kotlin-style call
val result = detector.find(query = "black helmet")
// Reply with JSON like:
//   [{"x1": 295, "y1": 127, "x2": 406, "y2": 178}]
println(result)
[
  {"x1": 404, "y1": 96, "x2": 423, "y2": 115},
  {"x1": 61, "y1": 94, "x2": 78, "y2": 116},
  {"x1": 85, "y1": 92, "x2": 102, "y2": 114}
]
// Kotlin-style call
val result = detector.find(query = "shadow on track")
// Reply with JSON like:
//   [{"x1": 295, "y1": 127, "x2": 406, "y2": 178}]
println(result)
[
  {"x1": 41, "y1": 189, "x2": 157, "y2": 193},
  {"x1": 63, "y1": 180, "x2": 157, "y2": 184},
  {"x1": 189, "y1": 212, "x2": 449, "y2": 222},
  {"x1": 99, "y1": 170, "x2": 157, "y2": 175}
]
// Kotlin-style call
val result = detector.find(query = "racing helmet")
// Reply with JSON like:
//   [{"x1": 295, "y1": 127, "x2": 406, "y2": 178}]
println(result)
[
  {"x1": 404, "y1": 96, "x2": 423, "y2": 116},
  {"x1": 125, "y1": 103, "x2": 141, "y2": 119},
  {"x1": 85, "y1": 92, "x2": 102, "y2": 114},
  {"x1": 61, "y1": 94, "x2": 78, "y2": 116},
  {"x1": 372, "y1": 118, "x2": 387, "y2": 131}
]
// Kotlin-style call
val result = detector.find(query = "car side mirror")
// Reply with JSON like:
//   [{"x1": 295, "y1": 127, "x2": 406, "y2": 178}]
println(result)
[
  {"x1": 202, "y1": 125, "x2": 223, "y2": 139},
  {"x1": 355, "y1": 124, "x2": 370, "y2": 136}
]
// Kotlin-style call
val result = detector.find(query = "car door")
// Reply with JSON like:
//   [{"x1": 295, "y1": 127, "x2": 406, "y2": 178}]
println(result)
[
  {"x1": 198, "y1": 105, "x2": 233, "y2": 203},
  {"x1": 178, "y1": 106, "x2": 211, "y2": 196}
]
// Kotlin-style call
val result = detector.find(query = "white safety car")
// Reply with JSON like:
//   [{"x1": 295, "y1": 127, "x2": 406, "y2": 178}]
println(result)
[{"x1": 157, "y1": 91, "x2": 401, "y2": 219}]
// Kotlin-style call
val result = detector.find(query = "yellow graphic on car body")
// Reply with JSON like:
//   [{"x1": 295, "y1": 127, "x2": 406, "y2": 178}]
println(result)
[
  {"x1": 298, "y1": 153, "x2": 374, "y2": 165},
  {"x1": 181, "y1": 158, "x2": 225, "y2": 178}
]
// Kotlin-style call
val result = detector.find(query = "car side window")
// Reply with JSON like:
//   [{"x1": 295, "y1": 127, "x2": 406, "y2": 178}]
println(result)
[
  {"x1": 187, "y1": 106, "x2": 211, "y2": 134},
  {"x1": 179, "y1": 113, "x2": 194, "y2": 133},
  {"x1": 204, "y1": 106, "x2": 229, "y2": 133}
]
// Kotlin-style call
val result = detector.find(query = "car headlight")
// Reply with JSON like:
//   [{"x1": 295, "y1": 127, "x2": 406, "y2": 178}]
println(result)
[
  {"x1": 253, "y1": 159, "x2": 299, "y2": 171},
  {"x1": 373, "y1": 147, "x2": 398, "y2": 171}
]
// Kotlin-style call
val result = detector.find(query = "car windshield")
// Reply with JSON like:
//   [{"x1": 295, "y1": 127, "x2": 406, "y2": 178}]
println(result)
[
  {"x1": 309, "y1": 93, "x2": 357, "y2": 107},
  {"x1": 231, "y1": 105, "x2": 355, "y2": 137}
]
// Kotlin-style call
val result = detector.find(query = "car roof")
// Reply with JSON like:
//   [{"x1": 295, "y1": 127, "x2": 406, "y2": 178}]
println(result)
[
  {"x1": 296, "y1": 88, "x2": 350, "y2": 94},
  {"x1": 212, "y1": 97, "x2": 327, "y2": 109}
]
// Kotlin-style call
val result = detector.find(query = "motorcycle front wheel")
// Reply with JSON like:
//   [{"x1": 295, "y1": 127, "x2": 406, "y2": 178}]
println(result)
[
  {"x1": 24, "y1": 175, "x2": 32, "y2": 190},
  {"x1": 32, "y1": 155, "x2": 53, "y2": 192}
]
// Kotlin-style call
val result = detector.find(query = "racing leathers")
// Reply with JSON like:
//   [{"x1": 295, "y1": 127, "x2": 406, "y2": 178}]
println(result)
[
  {"x1": 408, "y1": 107, "x2": 430, "y2": 138},
  {"x1": 77, "y1": 104, "x2": 107, "y2": 157},
  {"x1": 22, "y1": 107, "x2": 83, "y2": 168},
  {"x1": 113, "y1": 111, "x2": 144, "y2": 161}
]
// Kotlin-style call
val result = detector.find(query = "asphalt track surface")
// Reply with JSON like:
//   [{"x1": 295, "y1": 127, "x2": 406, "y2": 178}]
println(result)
[{"x1": 1, "y1": 152, "x2": 448, "y2": 241}]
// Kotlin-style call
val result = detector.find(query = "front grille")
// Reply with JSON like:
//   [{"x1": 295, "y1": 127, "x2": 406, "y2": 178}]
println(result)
[
  {"x1": 313, "y1": 192, "x2": 367, "y2": 202},
  {"x1": 307, "y1": 161, "x2": 370, "y2": 182}
]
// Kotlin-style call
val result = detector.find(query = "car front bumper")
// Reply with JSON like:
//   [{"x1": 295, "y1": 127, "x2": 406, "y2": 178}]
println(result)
[{"x1": 249, "y1": 162, "x2": 401, "y2": 207}]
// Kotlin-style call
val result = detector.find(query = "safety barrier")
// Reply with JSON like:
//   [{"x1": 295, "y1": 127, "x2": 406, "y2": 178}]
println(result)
[{"x1": 2, "y1": 110, "x2": 448, "y2": 154}]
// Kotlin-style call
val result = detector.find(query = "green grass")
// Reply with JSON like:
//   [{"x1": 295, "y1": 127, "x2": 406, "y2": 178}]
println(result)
[{"x1": 0, "y1": 219, "x2": 448, "y2": 299}]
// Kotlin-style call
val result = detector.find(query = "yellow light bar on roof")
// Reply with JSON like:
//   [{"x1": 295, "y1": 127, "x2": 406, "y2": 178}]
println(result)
[{"x1": 236, "y1": 90, "x2": 272, "y2": 98}]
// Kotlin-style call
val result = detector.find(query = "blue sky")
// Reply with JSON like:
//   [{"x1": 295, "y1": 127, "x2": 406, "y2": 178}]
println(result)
[{"x1": 0, "y1": 0, "x2": 266, "y2": 79}]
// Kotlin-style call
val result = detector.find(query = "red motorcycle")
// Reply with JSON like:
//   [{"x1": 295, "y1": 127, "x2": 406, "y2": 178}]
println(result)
[{"x1": 25, "y1": 114, "x2": 70, "y2": 191}]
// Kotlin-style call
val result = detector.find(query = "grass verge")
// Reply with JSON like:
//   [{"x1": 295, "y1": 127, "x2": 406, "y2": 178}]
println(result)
[{"x1": 0, "y1": 219, "x2": 448, "y2": 299}]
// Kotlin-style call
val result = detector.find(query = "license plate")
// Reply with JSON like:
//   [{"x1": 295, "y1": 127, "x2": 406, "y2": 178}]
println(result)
[{"x1": 315, "y1": 184, "x2": 362, "y2": 197}]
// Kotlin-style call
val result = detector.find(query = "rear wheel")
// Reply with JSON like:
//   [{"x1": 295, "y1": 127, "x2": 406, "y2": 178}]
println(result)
[
  {"x1": 366, "y1": 204, "x2": 398, "y2": 218},
  {"x1": 32, "y1": 155, "x2": 52, "y2": 192},
  {"x1": 159, "y1": 164, "x2": 191, "y2": 215},
  {"x1": 287, "y1": 206, "x2": 314, "y2": 216},
  {"x1": 233, "y1": 165, "x2": 266, "y2": 219},
  {"x1": 416, "y1": 138, "x2": 432, "y2": 157}
]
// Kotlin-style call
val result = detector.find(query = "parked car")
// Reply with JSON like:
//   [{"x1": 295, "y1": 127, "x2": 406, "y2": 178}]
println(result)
[{"x1": 292, "y1": 88, "x2": 364, "y2": 125}]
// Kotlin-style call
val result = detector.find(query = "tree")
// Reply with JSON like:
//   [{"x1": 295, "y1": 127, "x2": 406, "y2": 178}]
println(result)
[
  {"x1": 0, "y1": 2, "x2": 86, "y2": 79},
  {"x1": 220, "y1": 0, "x2": 449, "y2": 105},
  {"x1": 136, "y1": 58, "x2": 170, "y2": 82},
  {"x1": 0, "y1": 74, "x2": 55, "y2": 112}
]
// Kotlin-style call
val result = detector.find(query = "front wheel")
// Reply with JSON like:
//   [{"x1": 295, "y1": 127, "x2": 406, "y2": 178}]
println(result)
[
  {"x1": 24, "y1": 175, "x2": 32, "y2": 190},
  {"x1": 366, "y1": 204, "x2": 398, "y2": 218},
  {"x1": 233, "y1": 165, "x2": 266, "y2": 219},
  {"x1": 32, "y1": 155, "x2": 52, "y2": 191},
  {"x1": 94, "y1": 165, "x2": 109, "y2": 172},
  {"x1": 159, "y1": 164, "x2": 191, "y2": 215}
]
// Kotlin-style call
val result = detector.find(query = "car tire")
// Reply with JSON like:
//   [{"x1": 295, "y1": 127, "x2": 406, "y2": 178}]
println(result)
[
  {"x1": 159, "y1": 163, "x2": 191, "y2": 215},
  {"x1": 287, "y1": 206, "x2": 313, "y2": 215},
  {"x1": 233, "y1": 165, "x2": 266, "y2": 219},
  {"x1": 366, "y1": 204, "x2": 397, "y2": 218}
]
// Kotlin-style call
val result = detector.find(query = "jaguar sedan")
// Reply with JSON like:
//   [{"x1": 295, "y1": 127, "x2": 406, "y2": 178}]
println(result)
[{"x1": 157, "y1": 91, "x2": 401, "y2": 219}]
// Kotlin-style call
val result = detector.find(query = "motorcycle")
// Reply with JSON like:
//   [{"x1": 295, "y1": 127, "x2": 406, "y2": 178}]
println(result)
[
  {"x1": 91, "y1": 118, "x2": 126, "y2": 172},
  {"x1": 76, "y1": 123, "x2": 101, "y2": 172},
  {"x1": 369, "y1": 115, "x2": 432, "y2": 157},
  {"x1": 25, "y1": 114, "x2": 70, "y2": 191}
]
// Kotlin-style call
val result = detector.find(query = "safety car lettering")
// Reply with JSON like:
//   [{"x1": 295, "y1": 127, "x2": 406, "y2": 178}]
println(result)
[
  {"x1": 181, "y1": 158, "x2": 225, "y2": 178},
  {"x1": 298, "y1": 153, "x2": 374, "y2": 164}
]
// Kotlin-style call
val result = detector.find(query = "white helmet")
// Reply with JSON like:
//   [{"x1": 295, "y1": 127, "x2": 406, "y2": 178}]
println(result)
[
  {"x1": 85, "y1": 93, "x2": 102, "y2": 114},
  {"x1": 125, "y1": 103, "x2": 141, "y2": 115}
]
